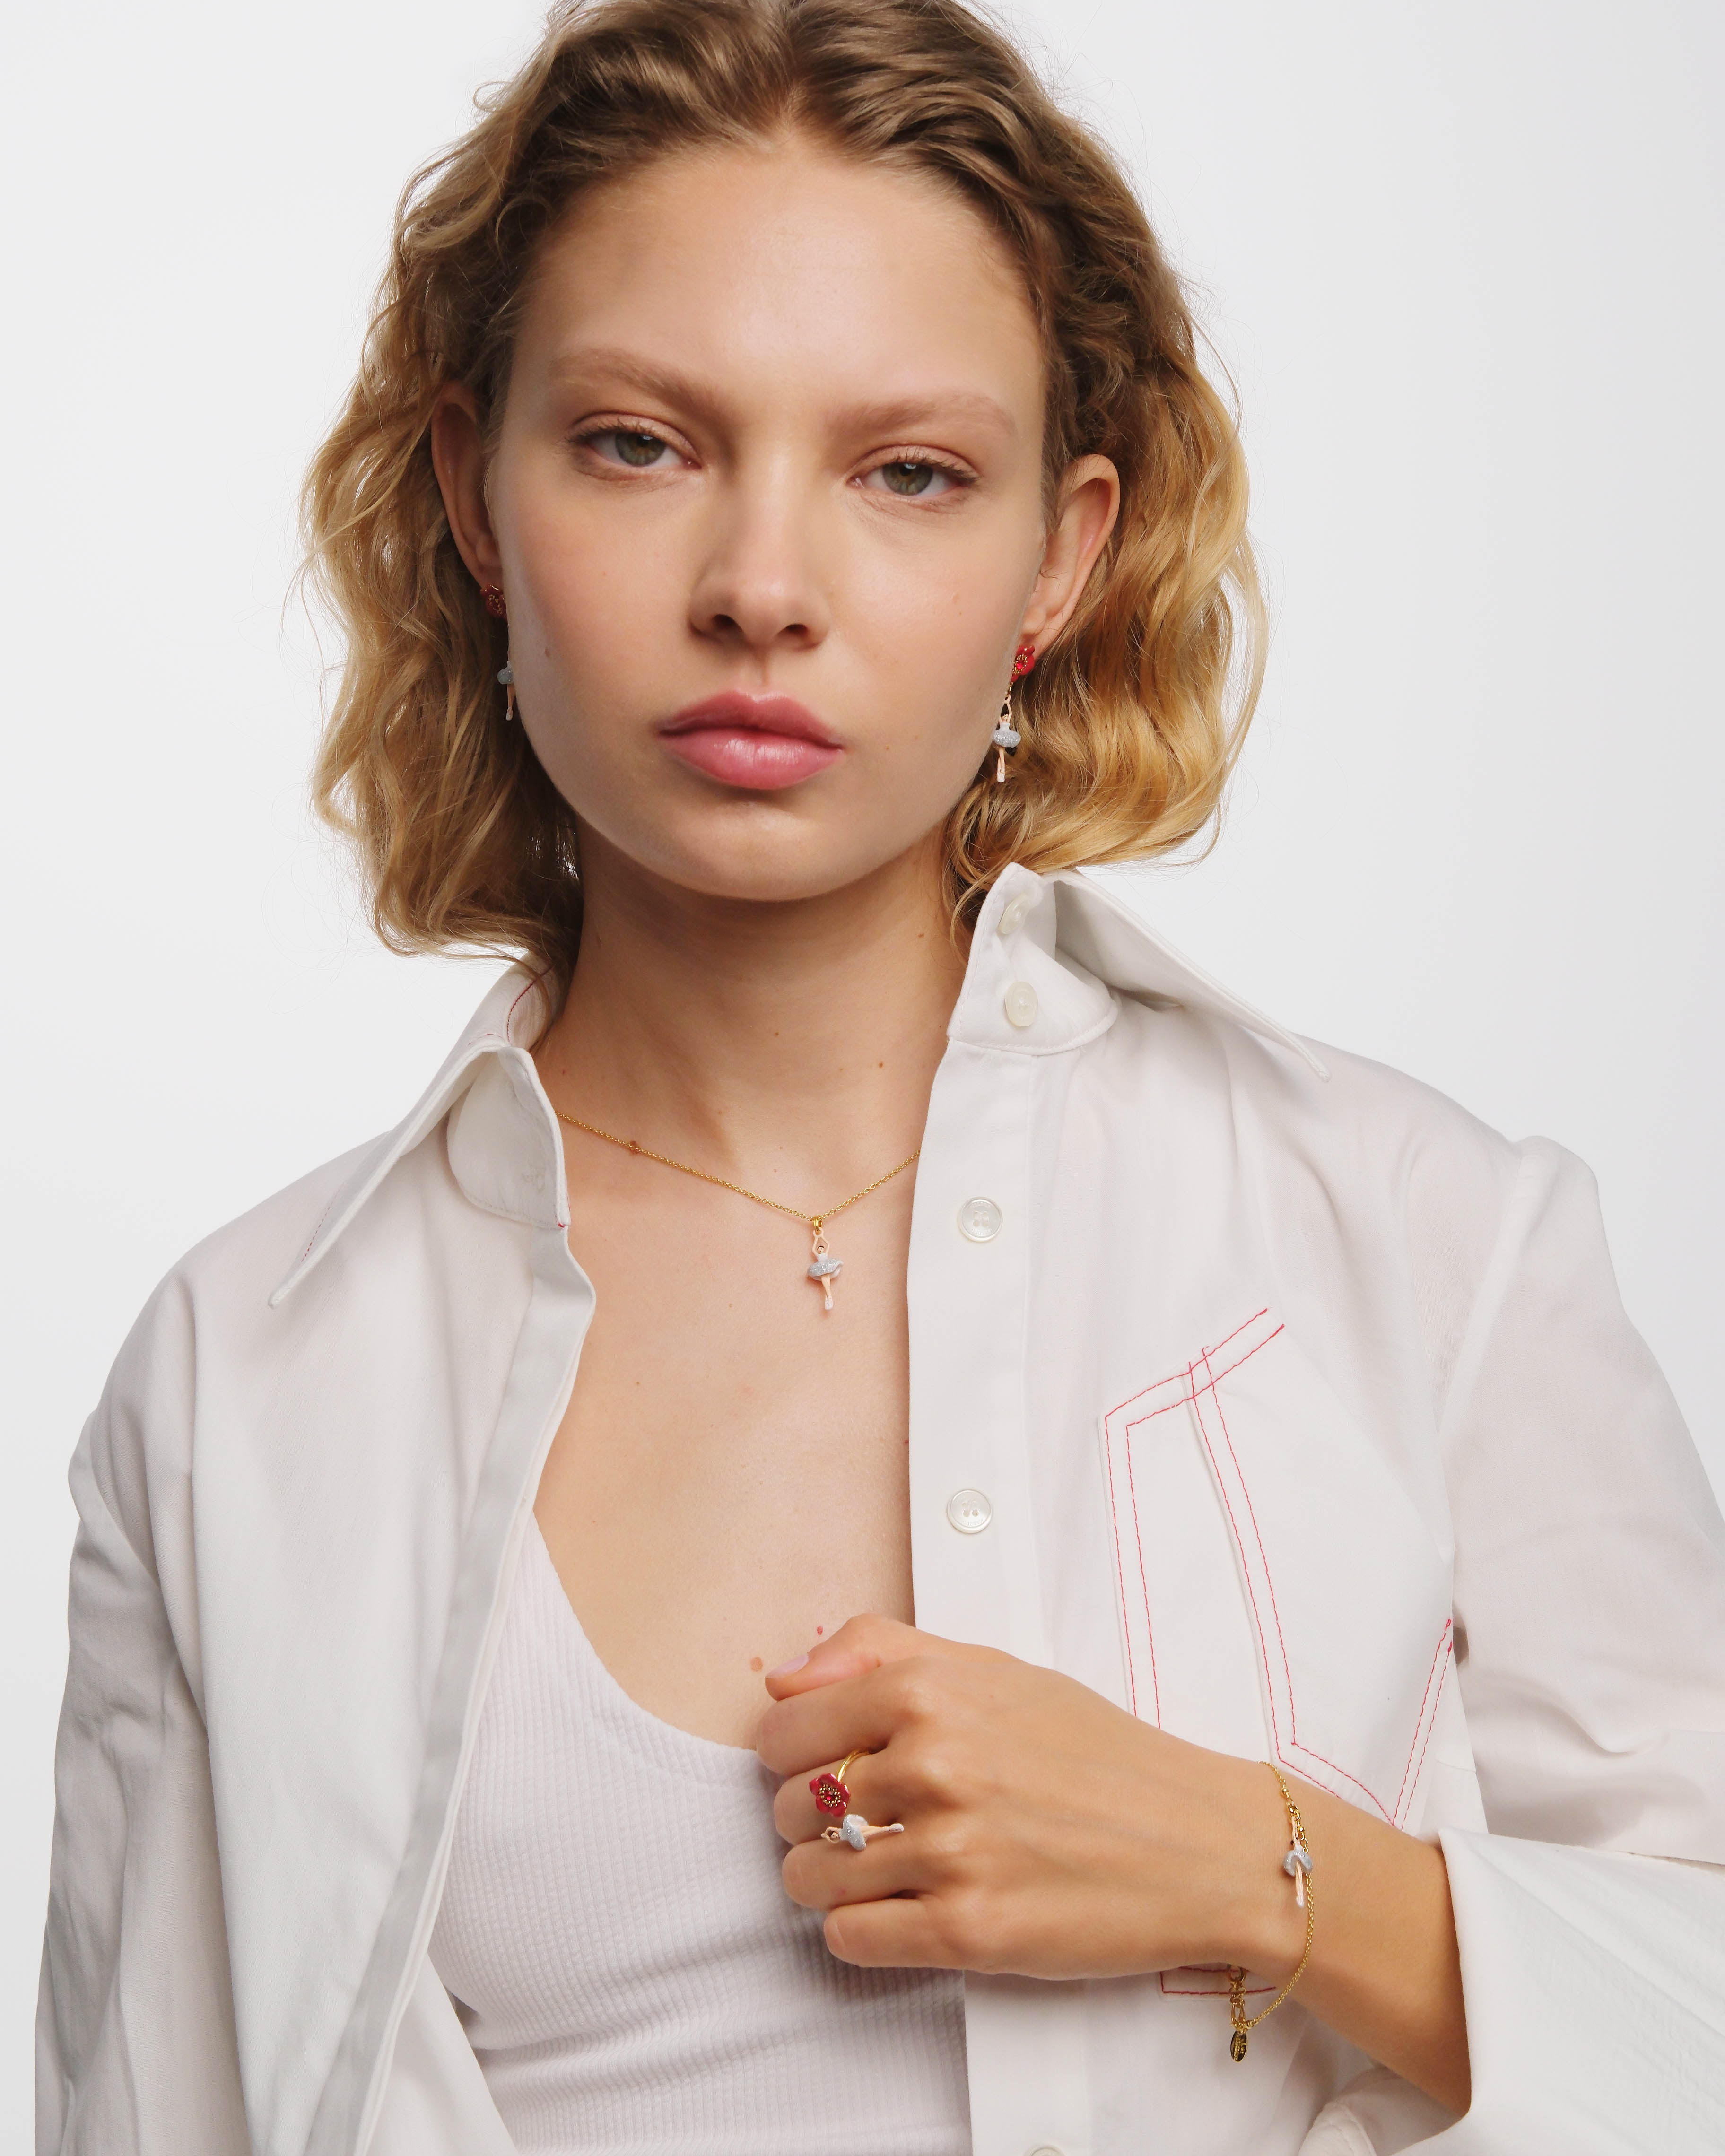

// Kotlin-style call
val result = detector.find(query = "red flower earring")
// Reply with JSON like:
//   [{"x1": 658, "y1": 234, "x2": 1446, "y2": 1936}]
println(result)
[
  {"x1": 481, "y1": 586, "x2": 515, "y2": 719},
  {"x1": 994, "y1": 643, "x2": 1036, "y2": 782}
]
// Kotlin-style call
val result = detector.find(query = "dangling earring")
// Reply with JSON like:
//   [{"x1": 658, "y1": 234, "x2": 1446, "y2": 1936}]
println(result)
[
  {"x1": 994, "y1": 643, "x2": 1037, "y2": 782},
  {"x1": 480, "y1": 585, "x2": 515, "y2": 721}
]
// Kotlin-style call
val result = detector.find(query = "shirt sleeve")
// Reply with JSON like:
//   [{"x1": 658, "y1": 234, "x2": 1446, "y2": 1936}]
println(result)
[
  {"x1": 1422, "y1": 1138, "x2": 1725, "y2": 2150},
  {"x1": 35, "y1": 1285, "x2": 251, "y2": 2156}
]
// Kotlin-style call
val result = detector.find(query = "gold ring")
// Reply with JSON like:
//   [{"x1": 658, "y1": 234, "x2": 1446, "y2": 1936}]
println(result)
[{"x1": 807, "y1": 1749, "x2": 904, "y2": 1851}]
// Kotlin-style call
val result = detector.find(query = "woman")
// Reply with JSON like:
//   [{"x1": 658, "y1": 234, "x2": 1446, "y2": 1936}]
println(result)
[{"x1": 36, "y1": 1, "x2": 1725, "y2": 2151}]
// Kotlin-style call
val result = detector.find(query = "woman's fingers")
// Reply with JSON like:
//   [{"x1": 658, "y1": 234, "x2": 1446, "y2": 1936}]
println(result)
[
  {"x1": 758, "y1": 1646, "x2": 968, "y2": 1784},
  {"x1": 821, "y1": 1895, "x2": 970, "y2": 1972},
  {"x1": 782, "y1": 1826, "x2": 924, "y2": 1908},
  {"x1": 762, "y1": 1611, "x2": 958, "y2": 1700},
  {"x1": 757, "y1": 1677, "x2": 903, "y2": 1792}
]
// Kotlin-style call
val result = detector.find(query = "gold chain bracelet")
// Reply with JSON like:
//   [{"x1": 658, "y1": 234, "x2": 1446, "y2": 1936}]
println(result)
[{"x1": 1226, "y1": 1763, "x2": 1315, "y2": 2062}]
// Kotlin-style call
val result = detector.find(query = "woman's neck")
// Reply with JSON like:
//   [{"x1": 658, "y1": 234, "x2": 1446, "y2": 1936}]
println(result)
[{"x1": 535, "y1": 829, "x2": 968, "y2": 1196}]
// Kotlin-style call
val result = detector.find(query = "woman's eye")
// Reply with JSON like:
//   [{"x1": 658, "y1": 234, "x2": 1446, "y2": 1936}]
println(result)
[
  {"x1": 584, "y1": 428, "x2": 675, "y2": 469},
  {"x1": 866, "y1": 458, "x2": 965, "y2": 499}
]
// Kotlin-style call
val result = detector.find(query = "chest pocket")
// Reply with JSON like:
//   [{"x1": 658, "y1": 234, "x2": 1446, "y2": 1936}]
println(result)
[{"x1": 1100, "y1": 1308, "x2": 1452, "y2": 1829}]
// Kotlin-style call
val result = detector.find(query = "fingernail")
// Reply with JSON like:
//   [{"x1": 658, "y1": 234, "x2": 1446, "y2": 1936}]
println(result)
[{"x1": 766, "y1": 1652, "x2": 809, "y2": 1678}]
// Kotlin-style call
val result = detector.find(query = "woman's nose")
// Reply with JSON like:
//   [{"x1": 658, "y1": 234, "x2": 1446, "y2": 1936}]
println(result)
[{"x1": 688, "y1": 472, "x2": 833, "y2": 656}]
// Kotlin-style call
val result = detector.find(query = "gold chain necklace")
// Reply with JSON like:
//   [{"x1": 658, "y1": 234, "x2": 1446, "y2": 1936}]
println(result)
[{"x1": 554, "y1": 1110, "x2": 919, "y2": 1311}]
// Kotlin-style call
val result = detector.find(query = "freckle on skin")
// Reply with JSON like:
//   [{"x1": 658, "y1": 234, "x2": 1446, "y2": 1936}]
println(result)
[{"x1": 749, "y1": 1656, "x2": 763, "y2": 1673}]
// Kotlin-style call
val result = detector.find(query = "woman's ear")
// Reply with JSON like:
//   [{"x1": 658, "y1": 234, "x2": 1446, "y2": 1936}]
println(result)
[
  {"x1": 430, "y1": 384, "x2": 505, "y2": 589},
  {"x1": 1019, "y1": 453, "x2": 1121, "y2": 650}
]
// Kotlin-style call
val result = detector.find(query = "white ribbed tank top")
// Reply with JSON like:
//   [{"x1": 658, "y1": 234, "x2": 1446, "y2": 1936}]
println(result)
[{"x1": 430, "y1": 1518, "x2": 971, "y2": 2154}]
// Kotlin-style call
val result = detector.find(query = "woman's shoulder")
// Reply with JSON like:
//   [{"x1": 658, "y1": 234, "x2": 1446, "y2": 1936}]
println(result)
[
  {"x1": 1274, "y1": 1027, "x2": 1530, "y2": 1182},
  {"x1": 1111, "y1": 990, "x2": 1561, "y2": 1284},
  {"x1": 1053, "y1": 871, "x2": 1529, "y2": 1170},
  {"x1": 1043, "y1": 869, "x2": 1577, "y2": 1322},
  {"x1": 93, "y1": 1139, "x2": 383, "y2": 1437},
  {"x1": 185, "y1": 1139, "x2": 382, "y2": 1304},
  {"x1": 114, "y1": 970, "x2": 549, "y2": 1375}
]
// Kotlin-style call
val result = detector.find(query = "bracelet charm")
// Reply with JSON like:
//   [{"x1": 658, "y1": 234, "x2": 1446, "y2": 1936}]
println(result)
[{"x1": 1227, "y1": 1763, "x2": 1316, "y2": 2063}]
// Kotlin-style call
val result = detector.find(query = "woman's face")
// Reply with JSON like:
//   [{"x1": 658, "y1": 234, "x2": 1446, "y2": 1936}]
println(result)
[{"x1": 435, "y1": 134, "x2": 1117, "y2": 905}]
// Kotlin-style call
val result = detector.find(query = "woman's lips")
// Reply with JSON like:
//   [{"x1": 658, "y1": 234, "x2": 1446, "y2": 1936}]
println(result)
[{"x1": 658, "y1": 692, "x2": 843, "y2": 791}]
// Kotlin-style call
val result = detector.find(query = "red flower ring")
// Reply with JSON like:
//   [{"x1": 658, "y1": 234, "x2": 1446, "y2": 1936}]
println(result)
[{"x1": 811, "y1": 1749, "x2": 868, "y2": 1820}]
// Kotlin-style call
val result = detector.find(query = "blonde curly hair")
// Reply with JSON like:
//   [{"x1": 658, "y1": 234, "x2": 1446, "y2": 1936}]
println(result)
[{"x1": 303, "y1": 0, "x2": 1263, "y2": 983}]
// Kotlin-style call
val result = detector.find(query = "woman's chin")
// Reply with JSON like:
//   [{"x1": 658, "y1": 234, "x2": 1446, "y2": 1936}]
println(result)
[{"x1": 578, "y1": 810, "x2": 947, "y2": 913}]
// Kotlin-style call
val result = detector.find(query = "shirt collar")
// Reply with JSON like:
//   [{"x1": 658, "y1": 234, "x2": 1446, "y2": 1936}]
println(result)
[
  {"x1": 269, "y1": 971, "x2": 560, "y2": 1306},
  {"x1": 270, "y1": 866, "x2": 1322, "y2": 1305}
]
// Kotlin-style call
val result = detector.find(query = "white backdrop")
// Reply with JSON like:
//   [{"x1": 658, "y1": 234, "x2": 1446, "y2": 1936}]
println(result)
[{"x1": 3, "y1": 0, "x2": 1720, "y2": 2138}]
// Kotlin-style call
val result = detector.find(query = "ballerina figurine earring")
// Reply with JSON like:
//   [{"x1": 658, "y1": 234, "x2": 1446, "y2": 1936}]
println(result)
[
  {"x1": 993, "y1": 643, "x2": 1037, "y2": 782},
  {"x1": 481, "y1": 585, "x2": 516, "y2": 722}
]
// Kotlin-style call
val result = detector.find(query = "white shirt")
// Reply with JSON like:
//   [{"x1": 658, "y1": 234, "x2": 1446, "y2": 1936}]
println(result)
[
  {"x1": 428, "y1": 1517, "x2": 969, "y2": 2152},
  {"x1": 36, "y1": 864, "x2": 1725, "y2": 2156}
]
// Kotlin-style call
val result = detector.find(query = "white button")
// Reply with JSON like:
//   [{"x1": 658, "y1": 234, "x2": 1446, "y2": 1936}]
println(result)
[
  {"x1": 1027, "y1": 2147, "x2": 1065, "y2": 2156},
  {"x1": 996, "y1": 889, "x2": 1033, "y2": 937},
  {"x1": 946, "y1": 1488, "x2": 993, "y2": 1534},
  {"x1": 1003, "y1": 980, "x2": 1039, "y2": 1028},
  {"x1": 957, "y1": 1195, "x2": 1003, "y2": 1243}
]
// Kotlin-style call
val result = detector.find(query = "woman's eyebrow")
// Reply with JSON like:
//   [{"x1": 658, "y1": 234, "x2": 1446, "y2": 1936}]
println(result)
[
  {"x1": 546, "y1": 346, "x2": 721, "y2": 417},
  {"x1": 545, "y1": 346, "x2": 1018, "y2": 444},
  {"x1": 836, "y1": 390, "x2": 1019, "y2": 445}
]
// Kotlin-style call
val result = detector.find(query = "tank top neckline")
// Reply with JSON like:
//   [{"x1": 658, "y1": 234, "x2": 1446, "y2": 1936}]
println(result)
[{"x1": 522, "y1": 1511, "x2": 765, "y2": 1779}]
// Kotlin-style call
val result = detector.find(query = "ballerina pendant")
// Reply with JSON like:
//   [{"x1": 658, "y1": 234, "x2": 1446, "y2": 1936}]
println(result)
[{"x1": 806, "y1": 1221, "x2": 843, "y2": 1311}]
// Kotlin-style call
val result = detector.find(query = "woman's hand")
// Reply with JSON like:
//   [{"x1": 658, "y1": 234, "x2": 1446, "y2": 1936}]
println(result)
[
  {"x1": 759, "y1": 1613, "x2": 1471, "y2": 2115},
  {"x1": 760, "y1": 1613, "x2": 1301, "y2": 1981}
]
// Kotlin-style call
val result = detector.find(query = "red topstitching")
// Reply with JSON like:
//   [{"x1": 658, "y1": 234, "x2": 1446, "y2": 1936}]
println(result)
[{"x1": 1105, "y1": 1309, "x2": 1451, "y2": 1830}]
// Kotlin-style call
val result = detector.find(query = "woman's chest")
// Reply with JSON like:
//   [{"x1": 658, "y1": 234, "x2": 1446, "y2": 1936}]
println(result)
[
  {"x1": 431, "y1": 1523, "x2": 971, "y2": 2149},
  {"x1": 535, "y1": 1178, "x2": 919, "y2": 1746}
]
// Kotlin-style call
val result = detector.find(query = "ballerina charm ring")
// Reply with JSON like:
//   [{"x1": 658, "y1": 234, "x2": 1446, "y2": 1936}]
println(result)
[{"x1": 822, "y1": 1813, "x2": 906, "y2": 1852}]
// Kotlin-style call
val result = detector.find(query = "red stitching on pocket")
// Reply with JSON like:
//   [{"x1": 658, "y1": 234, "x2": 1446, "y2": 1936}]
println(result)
[
  {"x1": 1202, "y1": 1357, "x2": 1298, "y2": 1710},
  {"x1": 1391, "y1": 1622, "x2": 1453, "y2": 1826},
  {"x1": 1102, "y1": 1313, "x2": 1282, "y2": 1739},
  {"x1": 1106, "y1": 1312, "x2": 1281, "y2": 1434},
  {"x1": 1186, "y1": 1376, "x2": 1285, "y2": 1758},
  {"x1": 1123, "y1": 1422, "x2": 1161, "y2": 1725},
  {"x1": 1102, "y1": 1409, "x2": 1142, "y2": 1719},
  {"x1": 1106, "y1": 1363, "x2": 1202, "y2": 1434},
  {"x1": 1103, "y1": 1308, "x2": 1449, "y2": 1828},
  {"x1": 1202, "y1": 1307, "x2": 1273, "y2": 1362},
  {"x1": 1201, "y1": 1367, "x2": 1394, "y2": 1818}
]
